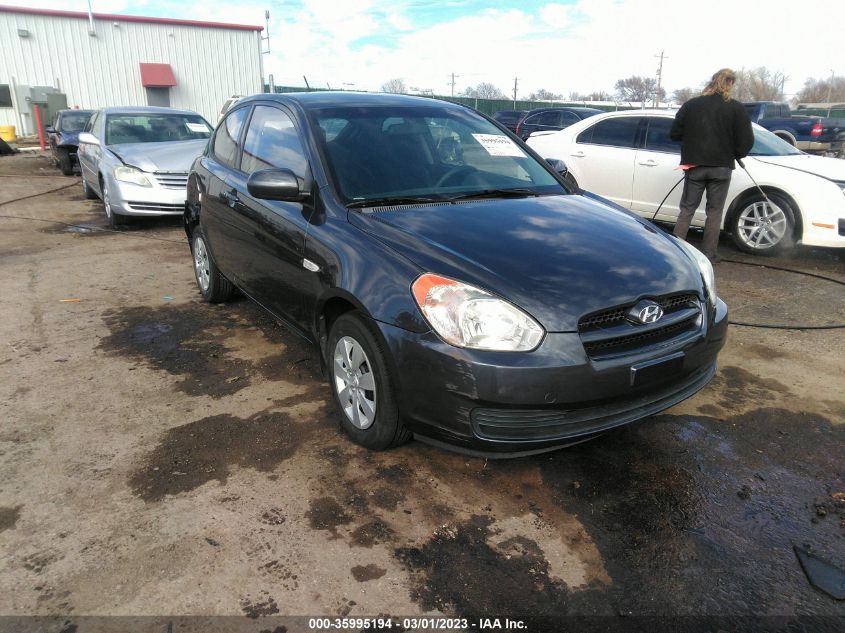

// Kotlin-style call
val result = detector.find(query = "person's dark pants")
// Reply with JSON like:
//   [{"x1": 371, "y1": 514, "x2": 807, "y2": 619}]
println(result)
[{"x1": 672, "y1": 166, "x2": 733, "y2": 258}]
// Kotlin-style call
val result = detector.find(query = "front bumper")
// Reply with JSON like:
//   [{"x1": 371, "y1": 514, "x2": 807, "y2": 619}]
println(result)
[
  {"x1": 377, "y1": 297, "x2": 728, "y2": 456},
  {"x1": 108, "y1": 176, "x2": 186, "y2": 217}
]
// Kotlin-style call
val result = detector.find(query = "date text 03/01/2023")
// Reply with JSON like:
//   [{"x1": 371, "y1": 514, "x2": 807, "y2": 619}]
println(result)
[{"x1": 307, "y1": 617, "x2": 527, "y2": 630}]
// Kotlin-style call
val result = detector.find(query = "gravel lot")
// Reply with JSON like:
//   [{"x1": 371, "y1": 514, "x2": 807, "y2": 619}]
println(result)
[{"x1": 1, "y1": 152, "x2": 843, "y2": 632}]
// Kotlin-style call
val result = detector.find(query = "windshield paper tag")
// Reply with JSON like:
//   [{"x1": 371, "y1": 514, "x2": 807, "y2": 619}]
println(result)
[
  {"x1": 472, "y1": 134, "x2": 524, "y2": 157},
  {"x1": 186, "y1": 122, "x2": 210, "y2": 133}
]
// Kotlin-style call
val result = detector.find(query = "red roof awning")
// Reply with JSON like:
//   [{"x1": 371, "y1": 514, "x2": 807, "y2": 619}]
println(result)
[{"x1": 140, "y1": 63, "x2": 176, "y2": 88}]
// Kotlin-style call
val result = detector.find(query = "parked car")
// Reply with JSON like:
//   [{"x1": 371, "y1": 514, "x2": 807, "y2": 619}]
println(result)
[
  {"x1": 184, "y1": 92, "x2": 727, "y2": 455},
  {"x1": 46, "y1": 109, "x2": 94, "y2": 175},
  {"x1": 526, "y1": 110, "x2": 845, "y2": 254},
  {"x1": 515, "y1": 106, "x2": 603, "y2": 140},
  {"x1": 77, "y1": 107, "x2": 213, "y2": 227},
  {"x1": 744, "y1": 101, "x2": 845, "y2": 157},
  {"x1": 491, "y1": 109, "x2": 527, "y2": 133}
]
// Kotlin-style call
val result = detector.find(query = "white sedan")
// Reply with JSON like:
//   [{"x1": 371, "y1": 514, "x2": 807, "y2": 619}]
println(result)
[{"x1": 527, "y1": 110, "x2": 845, "y2": 254}]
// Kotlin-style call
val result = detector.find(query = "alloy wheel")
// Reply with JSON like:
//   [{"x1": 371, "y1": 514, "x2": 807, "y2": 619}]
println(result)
[
  {"x1": 332, "y1": 335, "x2": 377, "y2": 430},
  {"x1": 193, "y1": 236, "x2": 211, "y2": 292},
  {"x1": 736, "y1": 200, "x2": 788, "y2": 250}
]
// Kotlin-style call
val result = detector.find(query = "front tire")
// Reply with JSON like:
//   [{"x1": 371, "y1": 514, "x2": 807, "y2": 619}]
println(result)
[
  {"x1": 191, "y1": 230, "x2": 233, "y2": 303},
  {"x1": 327, "y1": 312, "x2": 410, "y2": 450},
  {"x1": 730, "y1": 192, "x2": 796, "y2": 255},
  {"x1": 57, "y1": 149, "x2": 73, "y2": 176}
]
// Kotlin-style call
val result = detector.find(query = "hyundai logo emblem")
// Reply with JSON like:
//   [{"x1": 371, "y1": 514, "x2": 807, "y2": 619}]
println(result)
[{"x1": 627, "y1": 300, "x2": 664, "y2": 325}]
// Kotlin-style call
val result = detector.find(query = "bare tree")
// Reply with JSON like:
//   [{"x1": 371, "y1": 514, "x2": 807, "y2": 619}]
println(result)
[
  {"x1": 381, "y1": 78, "x2": 407, "y2": 94},
  {"x1": 797, "y1": 76, "x2": 845, "y2": 103},
  {"x1": 732, "y1": 67, "x2": 787, "y2": 101},
  {"x1": 529, "y1": 88, "x2": 562, "y2": 101},
  {"x1": 672, "y1": 87, "x2": 696, "y2": 105},
  {"x1": 614, "y1": 76, "x2": 665, "y2": 106},
  {"x1": 570, "y1": 90, "x2": 612, "y2": 101},
  {"x1": 463, "y1": 82, "x2": 507, "y2": 100}
]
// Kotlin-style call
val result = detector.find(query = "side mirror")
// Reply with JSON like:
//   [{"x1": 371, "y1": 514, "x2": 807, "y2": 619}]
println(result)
[
  {"x1": 45, "y1": 126, "x2": 56, "y2": 134},
  {"x1": 247, "y1": 168, "x2": 304, "y2": 201},
  {"x1": 545, "y1": 158, "x2": 569, "y2": 176},
  {"x1": 78, "y1": 132, "x2": 99, "y2": 146}
]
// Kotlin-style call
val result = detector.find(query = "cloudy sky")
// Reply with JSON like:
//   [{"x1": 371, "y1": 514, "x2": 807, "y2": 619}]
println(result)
[{"x1": 6, "y1": 0, "x2": 843, "y2": 99}]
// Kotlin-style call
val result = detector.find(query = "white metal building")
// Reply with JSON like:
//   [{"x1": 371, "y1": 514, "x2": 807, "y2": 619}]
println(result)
[{"x1": 0, "y1": 5, "x2": 264, "y2": 134}]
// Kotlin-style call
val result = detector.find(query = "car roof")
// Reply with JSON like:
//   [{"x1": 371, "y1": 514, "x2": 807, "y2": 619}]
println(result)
[
  {"x1": 526, "y1": 106, "x2": 605, "y2": 115},
  {"x1": 99, "y1": 106, "x2": 202, "y2": 116},
  {"x1": 58, "y1": 109, "x2": 94, "y2": 114},
  {"x1": 236, "y1": 91, "x2": 470, "y2": 112}
]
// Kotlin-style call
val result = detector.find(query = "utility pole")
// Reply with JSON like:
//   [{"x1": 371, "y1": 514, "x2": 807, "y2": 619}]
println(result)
[
  {"x1": 827, "y1": 70, "x2": 835, "y2": 117},
  {"x1": 654, "y1": 50, "x2": 667, "y2": 107},
  {"x1": 449, "y1": 73, "x2": 459, "y2": 97},
  {"x1": 513, "y1": 77, "x2": 518, "y2": 108}
]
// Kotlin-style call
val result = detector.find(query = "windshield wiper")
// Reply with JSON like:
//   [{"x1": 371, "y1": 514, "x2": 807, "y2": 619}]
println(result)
[
  {"x1": 444, "y1": 188, "x2": 541, "y2": 201},
  {"x1": 346, "y1": 196, "x2": 437, "y2": 209}
]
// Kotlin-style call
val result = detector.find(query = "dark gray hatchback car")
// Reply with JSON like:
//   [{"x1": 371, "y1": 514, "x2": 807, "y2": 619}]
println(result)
[{"x1": 185, "y1": 92, "x2": 727, "y2": 456}]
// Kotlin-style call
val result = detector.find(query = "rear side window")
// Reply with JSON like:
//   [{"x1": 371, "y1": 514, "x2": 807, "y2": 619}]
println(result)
[
  {"x1": 577, "y1": 117, "x2": 640, "y2": 148},
  {"x1": 643, "y1": 117, "x2": 680, "y2": 153},
  {"x1": 213, "y1": 106, "x2": 249, "y2": 169},
  {"x1": 241, "y1": 106, "x2": 308, "y2": 177},
  {"x1": 535, "y1": 111, "x2": 561, "y2": 126},
  {"x1": 559, "y1": 111, "x2": 581, "y2": 128}
]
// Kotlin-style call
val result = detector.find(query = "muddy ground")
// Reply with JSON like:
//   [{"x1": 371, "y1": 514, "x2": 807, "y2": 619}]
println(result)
[{"x1": 0, "y1": 153, "x2": 843, "y2": 632}]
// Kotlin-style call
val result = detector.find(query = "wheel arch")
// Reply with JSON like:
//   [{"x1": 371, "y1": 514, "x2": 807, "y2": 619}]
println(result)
[{"x1": 316, "y1": 292, "x2": 405, "y2": 402}]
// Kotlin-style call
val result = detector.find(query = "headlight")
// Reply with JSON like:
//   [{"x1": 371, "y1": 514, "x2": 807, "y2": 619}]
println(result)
[
  {"x1": 412, "y1": 273, "x2": 544, "y2": 351},
  {"x1": 677, "y1": 239, "x2": 716, "y2": 306},
  {"x1": 113, "y1": 166, "x2": 152, "y2": 187}
]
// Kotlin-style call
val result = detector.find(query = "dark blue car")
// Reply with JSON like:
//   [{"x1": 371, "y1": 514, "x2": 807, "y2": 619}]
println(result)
[
  {"x1": 47, "y1": 109, "x2": 94, "y2": 175},
  {"x1": 184, "y1": 92, "x2": 727, "y2": 456}
]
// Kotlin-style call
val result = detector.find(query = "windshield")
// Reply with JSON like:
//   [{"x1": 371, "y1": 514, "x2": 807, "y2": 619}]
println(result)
[
  {"x1": 309, "y1": 105, "x2": 564, "y2": 203},
  {"x1": 105, "y1": 113, "x2": 212, "y2": 145},
  {"x1": 60, "y1": 112, "x2": 92, "y2": 133},
  {"x1": 749, "y1": 125, "x2": 803, "y2": 156}
]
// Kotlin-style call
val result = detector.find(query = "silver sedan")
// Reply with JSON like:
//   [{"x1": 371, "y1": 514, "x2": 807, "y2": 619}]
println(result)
[{"x1": 77, "y1": 106, "x2": 212, "y2": 227}]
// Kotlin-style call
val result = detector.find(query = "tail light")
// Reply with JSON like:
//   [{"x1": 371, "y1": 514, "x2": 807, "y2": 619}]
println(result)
[
  {"x1": 515, "y1": 121, "x2": 522, "y2": 136},
  {"x1": 811, "y1": 122, "x2": 823, "y2": 138}
]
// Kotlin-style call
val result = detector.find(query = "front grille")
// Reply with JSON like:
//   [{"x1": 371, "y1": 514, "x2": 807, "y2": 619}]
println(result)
[
  {"x1": 127, "y1": 201, "x2": 185, "y2": 213},
  {"x1": 153, "y1": 171, "x2": 189, "y2": 190},
  {"x1": 579, "y1": 293, "x2": 698, "y2": 331},
  {"x1": 583, "y1": 316, "x2": 699, "y2": 356},
  {"x1": 578, "y1": 293, "x2": 702, "y2": 359}
]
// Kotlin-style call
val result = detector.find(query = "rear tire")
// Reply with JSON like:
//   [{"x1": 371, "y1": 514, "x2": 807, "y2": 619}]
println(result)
[
  {"x1": 730, "y1": 192, "x2": 796, "y2": 255},
  {"x1": 191, "y1": 230, "x2": 234, "y2": 303},
  {"x1": 327, "y1": 312, "x2": 410, "y2": 450}
]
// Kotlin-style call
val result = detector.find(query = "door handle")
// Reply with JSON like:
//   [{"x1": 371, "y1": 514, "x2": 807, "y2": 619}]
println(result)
[
  {"x1": 570, "y1": 151, "x2": 585, "y2": 158},
  {"x1": 221, "y1": 189, "x2": 239, "y2": 208},
  {"x1": 638, "y1": 160, "x2": 658, "y2": 166}
]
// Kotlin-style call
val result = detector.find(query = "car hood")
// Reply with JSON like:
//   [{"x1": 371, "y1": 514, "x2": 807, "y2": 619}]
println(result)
[
  {"x1": 748, "y1": 154, "x2": 845, "y2": 181},
  {"x1": 349, "y1": 194, "x2": 703, "y2": 332},
  {"x1": 107, "y1": 139, "x2": 209, "y2": 172}
]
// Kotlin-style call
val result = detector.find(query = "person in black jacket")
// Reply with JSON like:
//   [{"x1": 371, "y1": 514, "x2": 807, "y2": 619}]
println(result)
[{"x1": 670, "y1": 68, "x2": 754, "y2": 261}]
